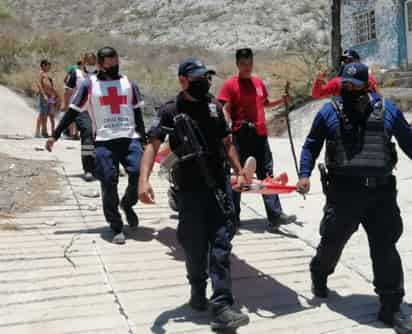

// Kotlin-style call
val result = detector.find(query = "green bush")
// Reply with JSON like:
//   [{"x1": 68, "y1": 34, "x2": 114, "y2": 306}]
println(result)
[{"x1": 0, "y1": 3, "x2": 11, "y2": 19}]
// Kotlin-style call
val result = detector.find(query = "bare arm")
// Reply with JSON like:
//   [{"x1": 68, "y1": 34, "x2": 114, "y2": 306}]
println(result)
[
  {"x1": 140, "y1": 139, "x2": 161, "y2": 181},
  {"x1": 223, "y1": 135, "x2": 241, "y2": 174},
  {"x1": 38, "y1": 75, "x2": 48, "y2": 99},
  {"x1": 264, "y1": 96, "x2": 290, "y2": 109},
  {"x1": 222, "y1": 102, "x2": 232, "y2": 126},
  {"x1": 223, "y1": 135, "x2": 251, "y2": 185},
  {"x1": 138, "y1": 138, "x2": 162, "y2": 204},
  {"x1": 62, "y1": 88, "x2": 74, "y2": 111}
]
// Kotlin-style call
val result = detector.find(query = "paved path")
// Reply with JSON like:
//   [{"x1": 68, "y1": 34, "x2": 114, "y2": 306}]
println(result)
[{"x1": 0, "y1": 85, "x2": 408, "y2": 333}]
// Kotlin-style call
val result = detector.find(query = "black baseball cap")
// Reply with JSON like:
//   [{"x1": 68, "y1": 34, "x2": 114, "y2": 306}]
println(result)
[
  {"x1": 178, "y1": 58, "x2": 216, "y2": 77},
  {"x1": 97, "y1": 47, "x2": 118, "y2": 64},
  {"x1": 341, "y1": 63, "x2": 369, "y2": 87},
  {"x1": 236, "y1": 48, "x2": 253, "y2": 60},
  {"x1": 341, "y1": 49, "x2": 360, "y2": 62}
]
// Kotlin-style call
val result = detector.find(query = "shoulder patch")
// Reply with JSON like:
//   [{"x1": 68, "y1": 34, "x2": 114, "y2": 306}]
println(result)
[{"x1": 208, "y1": 103, "x2": 218, "y2": 118}]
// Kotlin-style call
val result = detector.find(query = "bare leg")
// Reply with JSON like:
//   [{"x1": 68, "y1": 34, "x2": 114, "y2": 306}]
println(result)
[
  {"x1": 41, "y1": 113, "x2": 48, "y2": 137},
  {"x1": 48, "y1": 104, "x2": 56, "y2": 136},
  {"x1": 35, "y1": 114, "x2": 42, "y2": 137}
]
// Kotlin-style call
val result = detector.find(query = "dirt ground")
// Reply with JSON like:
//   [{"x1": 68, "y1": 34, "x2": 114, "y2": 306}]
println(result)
[{"x1": 0, "y1": 152, "x2": 62, "y2": 222}]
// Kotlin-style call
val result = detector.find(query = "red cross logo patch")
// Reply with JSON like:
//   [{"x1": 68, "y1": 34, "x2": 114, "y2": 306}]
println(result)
[{"x1": 99, "y1": 87, "x2": 127, "y2": 114}]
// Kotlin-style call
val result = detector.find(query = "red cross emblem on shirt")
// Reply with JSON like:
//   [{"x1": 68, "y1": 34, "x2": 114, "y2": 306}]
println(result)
[{"x1": 99, "y1": 87, "x2": 127, "y2": 114}]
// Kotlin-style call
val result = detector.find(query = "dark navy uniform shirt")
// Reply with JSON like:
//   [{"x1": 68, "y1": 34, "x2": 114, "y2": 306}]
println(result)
[
  {"x1": 299, "y1": 93, "x2": 412, "y2": 178},
  {"x1": 148, "y1": 92, "x2": 230, "y2": 191}
]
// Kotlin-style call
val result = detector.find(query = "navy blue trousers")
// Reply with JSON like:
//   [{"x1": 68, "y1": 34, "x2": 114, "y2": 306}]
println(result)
[
  {"x1": 311, "y1": 176, "x2": 404, "y2": 306},
  {"x1": 176, "y1": 181, "x2": 235, "y2": 313},
  {"x1": 95, "y1": 138, "x2": 142, "y2": 233},
  {"x1": 74, "y1": 111, "x2": 95, "y2": 174},
  {"x1": 233, "y1": 135, "x2": 282, "y2": 222}
]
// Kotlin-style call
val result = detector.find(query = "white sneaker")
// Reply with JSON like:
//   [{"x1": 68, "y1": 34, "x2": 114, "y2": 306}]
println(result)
[{"x1": 112, "y1": 232, "x2": 126, "y2": 245}]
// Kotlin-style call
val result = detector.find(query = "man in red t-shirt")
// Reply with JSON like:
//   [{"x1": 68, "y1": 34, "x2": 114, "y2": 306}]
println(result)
[
  {"x1": 218, "y1": 48, "x2": 297, "y2": 231},
  {"x1": 312, "y1": 49, "x2": 377, "y2": 99}
]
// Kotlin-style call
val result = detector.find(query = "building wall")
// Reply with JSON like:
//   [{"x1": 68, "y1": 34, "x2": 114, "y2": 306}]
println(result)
[
  {"x1": 341, "y1": 0, "x2": 405, "y2": 69},
  {"x1": 398, "y1": 0, "x2": 408, "y2": 69}
]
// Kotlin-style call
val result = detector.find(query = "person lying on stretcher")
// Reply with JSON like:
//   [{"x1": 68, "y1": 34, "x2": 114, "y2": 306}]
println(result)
[
  {"x1": 230, "y1": 157, "x2": 296, "y2": 194},
  {"x1": 156, "y1": 149, "x2": 296, "y2": 208}
]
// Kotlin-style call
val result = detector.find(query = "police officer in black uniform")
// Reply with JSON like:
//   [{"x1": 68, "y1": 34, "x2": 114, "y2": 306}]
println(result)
[
  {"x1": 139, "y1": 58, "x2": 250, "y2": 331},
  {"x1": 297, "y1": 63, "x2": 412, "y2": 333}
]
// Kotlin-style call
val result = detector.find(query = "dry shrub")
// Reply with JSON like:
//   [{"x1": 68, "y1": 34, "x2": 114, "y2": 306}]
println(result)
[
  {"x1": 1, "y1": 70, "x2": 38, "y2": 96},
  {"x1": 0, "y1": 14, "x2": 326, "y2": 137},
  {"x1": 0, "y1": 34, "x2": 25, "y2": 74}
]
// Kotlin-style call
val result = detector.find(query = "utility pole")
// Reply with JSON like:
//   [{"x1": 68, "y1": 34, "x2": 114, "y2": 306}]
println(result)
[{"x1": 331, "y1": 0, "x2": 342, "y2": 73}]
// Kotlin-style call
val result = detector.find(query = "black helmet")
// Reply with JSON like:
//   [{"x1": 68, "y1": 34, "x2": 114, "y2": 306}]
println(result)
[{"x1": 97, "y1": 47, "x2": 118, "y2": 64}]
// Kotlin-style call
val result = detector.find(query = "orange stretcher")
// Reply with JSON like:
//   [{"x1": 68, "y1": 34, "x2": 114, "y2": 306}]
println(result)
[
  {"x1": 231, "y1": 173, "x2": 297, "y2": 195},
  {"x1": 155, "y1": 151, "x2": 296, "y2": 194}
]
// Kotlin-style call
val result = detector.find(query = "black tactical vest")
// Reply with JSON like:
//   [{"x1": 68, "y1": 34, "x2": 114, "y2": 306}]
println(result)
[{"x1": 325, "y1": 98, "x2": 397, "y2": 177}]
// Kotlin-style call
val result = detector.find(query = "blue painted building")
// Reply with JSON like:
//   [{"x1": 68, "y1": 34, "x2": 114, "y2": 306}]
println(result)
[{"x1": 341, "y1": 0, "x2": 411, "y2": 69}]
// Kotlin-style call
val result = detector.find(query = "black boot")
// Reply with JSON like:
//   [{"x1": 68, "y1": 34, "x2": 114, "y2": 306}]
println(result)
[
  {"x1": 269, "y1": 213, "x2": 297, "y2": 227},
  {"x1": 311, "y1": 272, "x2": 328, "y2": 298},
  {"x1": 210, "y1": 307, "x2": 250, "y2": 331},
  {"x1": 120, "y1": 199, "x2": 139, "y2": 228},
  {"x1": 394, "y1": 310, "x2": 412, "y2": 334},
  {"x1": 189, "y1": 288, "x2": 208, "y2": 311},
  {"x1": 379, "y1": 303, "x2": 412, "y2": 333},
  {"x1": 378, "y1": 302, "x2": 399, "y2": 326}
]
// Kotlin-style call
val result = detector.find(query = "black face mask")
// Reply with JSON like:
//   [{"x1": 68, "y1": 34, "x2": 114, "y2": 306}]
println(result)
[
  {"x1": 102, "y1": 64, "x2": 120, "y2": 78},
  {"x1": 341, "y1": 89, "x2": 370, "y2": 123},
  {"x1": 187, "y1": 79, "x2": 211, "y2": 101}
]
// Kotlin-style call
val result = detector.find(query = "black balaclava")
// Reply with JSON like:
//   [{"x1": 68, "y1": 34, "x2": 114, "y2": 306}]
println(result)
[
  {"x1": 341, "y1": 88, "x2": 371, "y2": 125},
  {"x1": 187, "y1": 79, "x2": 211, "y2": 101}
]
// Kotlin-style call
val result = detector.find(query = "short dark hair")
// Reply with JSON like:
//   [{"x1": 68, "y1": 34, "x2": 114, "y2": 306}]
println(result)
[
  {"x1": 236, "y1": 48, "x2": 253, "y2": 62},
  {"x1": 97, "y1": 47, "x2": 118, "y2": 65},
  {"x1": 83, "y1": 52, "x2": 96, "y2": 59},
  {"x1": 83, "y1": 52, "x2": 96, "y2": 64},
  {"x1": 40, "y1": 59, "x2": 50, "y2": 67}
]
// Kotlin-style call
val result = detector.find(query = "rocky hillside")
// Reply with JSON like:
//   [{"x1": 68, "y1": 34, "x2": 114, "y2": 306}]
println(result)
[
  {"x1": 1, "y1": 0, "x2": 332, "y2": 133},
  {"x1": 4, "y1": 0, "x2": 329, "y2": 53}
]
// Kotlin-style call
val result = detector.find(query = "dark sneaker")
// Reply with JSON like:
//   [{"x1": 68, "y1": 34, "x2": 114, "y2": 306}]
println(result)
[
  {"x1": 311, "y1": 272, "x2": 328, "y2": 298},
  {"x1": 120, "y1": 200, "x2": 139, "y2": 228},
  {"x1": 394, "y1": 310, "x2": 412, "y2": 334},
  {"x1": 189, "y1": 292, "x2": 209, "y2": 311},
  {"x1": 210, "y1": 307, "x2": 250, "y2": 331},
  {"x1": 112, "y1": 232, "x2": 126, "y2": 245},
  {"x1": 378, "y1": 302, "x2": 398, "y2": 326},
  {"x1": 83, "y1": 172, "x2": 95, "y2": 182},
  {"x1": 269, "y1": 213, "x2": 297, "y2": 227}
]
